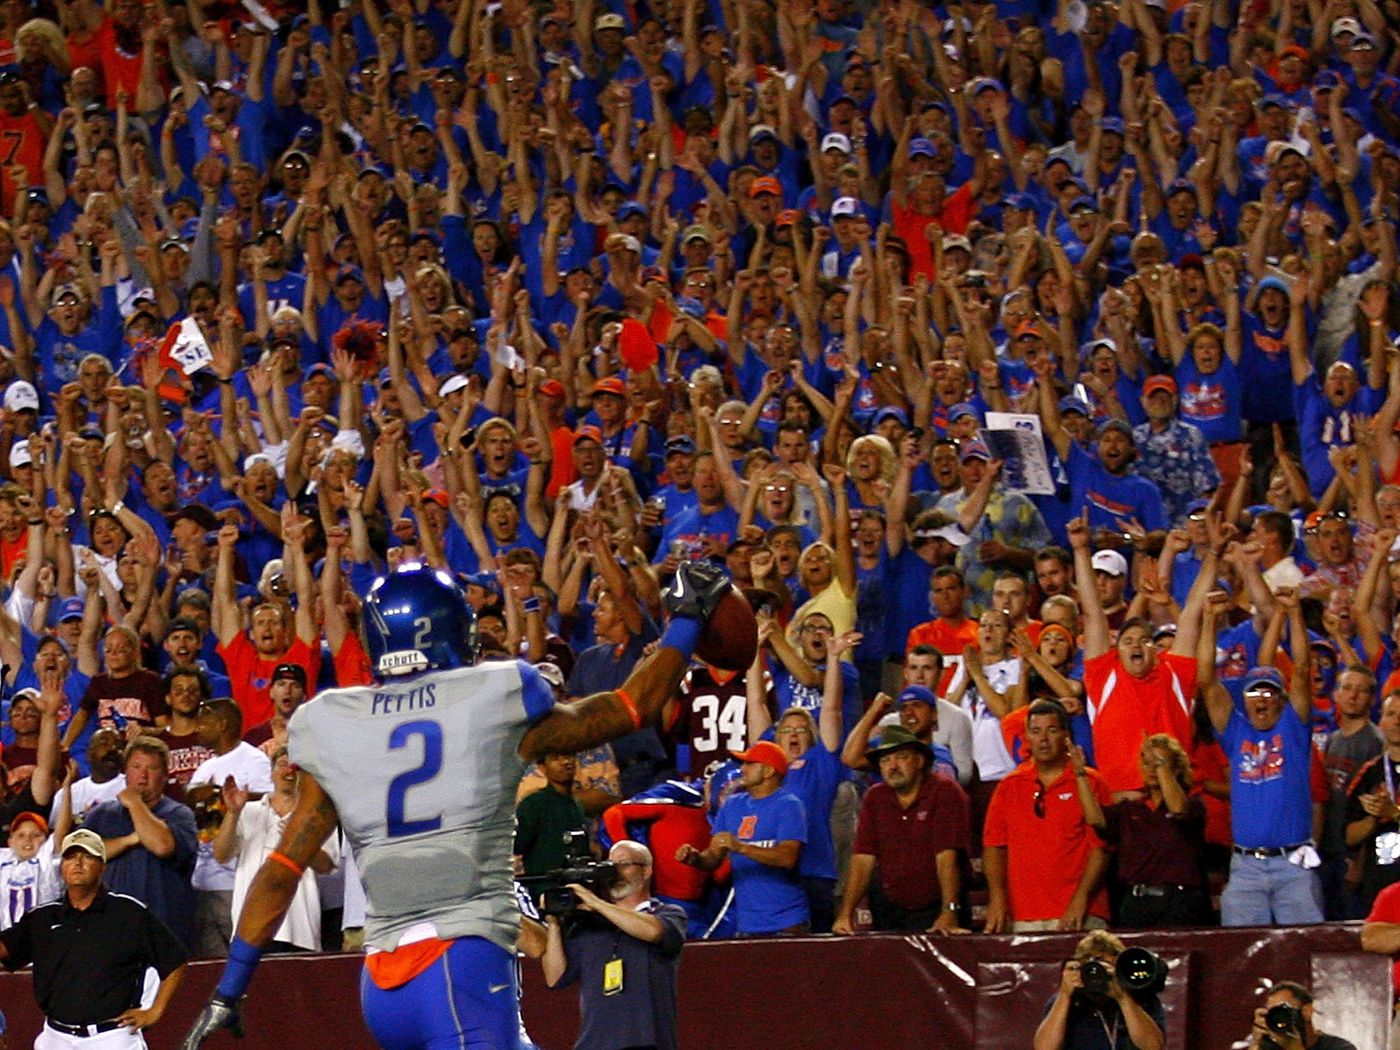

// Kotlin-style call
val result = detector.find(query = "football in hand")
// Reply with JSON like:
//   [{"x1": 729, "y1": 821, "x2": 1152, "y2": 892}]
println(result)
[{"x1": 694, "y1": 587, "x2": 759, "y2": 671}]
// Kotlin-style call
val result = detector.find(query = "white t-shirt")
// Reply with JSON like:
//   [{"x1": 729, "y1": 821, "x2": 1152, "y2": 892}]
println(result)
[
  {"x1": 188, "y1": 743, "x2": 274, "y2": 892},
  {"x1": 230, "y1": 796, "x2": 337, "y2": 951},
  {"x1": 950, "y1": 656, "x2": 1021, "y2": 782},
  {"x1": 0, "y1": 838, "x2": 59, "y2": 930},
  {"x1": 50, "y1": 774, "x2": 126, "y2": 825}
]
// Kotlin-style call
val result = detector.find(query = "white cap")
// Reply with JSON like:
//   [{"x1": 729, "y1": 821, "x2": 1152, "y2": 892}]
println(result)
[
  {"x1": 3, "y1": 380, "x2": 38, "y2": 413},
  {"x1": 911, "y1": 522, "x2": 972, "y2": 548},
  {"x1": 243, "y1": 452, "x2": 274, "y2": 472},
  {"x1": 748, "y1": 123, "x2": 778, "y2": 141},
  {"x1": 941, "y1": 234, "x2": 972, "y2": 252},
  {"x1": 438, "y1": 374, "x2": 470, "y2": 397},
  {"x1": 821, "y1": 132, "x2": 851, "y2": 154},
  {"x1": 1332, "y1": 16, "x2": 1362, "y2": 37},
  {"x1": 9, "y1": 442, "x2": 30, "y2": 469},
  {"x1": 1091, "y1": 550, "x2": 1129, "y2": 577},
  {"x1": 831, "y1": 196, "x2": 860, "y2": 218}
]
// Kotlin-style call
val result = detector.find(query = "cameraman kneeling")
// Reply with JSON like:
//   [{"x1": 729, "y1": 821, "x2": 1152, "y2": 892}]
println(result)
[
  {"x1": 1034, "y1": 932, "x2": 1165, "y2": 1050},
  {"x1": 1249, "y1": 983, "x2": 1356, "y2": 1050},
  {"x1": 542, "y1": 840, "x2": 686, "y2": 1050}
]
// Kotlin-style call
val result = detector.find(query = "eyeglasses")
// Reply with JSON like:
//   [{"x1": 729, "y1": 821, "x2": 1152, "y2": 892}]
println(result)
[
  {"x1": 799, "y1": 623, "x2": 832, "y2": 635},
  {"x1": 1033, "y1": 782, "x2": 1046, "y2": 819},
  {"x1": 764, "y1": 484, "x2": 790, "y2": 493}
]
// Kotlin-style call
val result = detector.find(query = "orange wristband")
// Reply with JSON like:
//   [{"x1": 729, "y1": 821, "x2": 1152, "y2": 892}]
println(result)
[
  {"x1": 615, "y1": 687, "x2": 642, "y2": 731},
  {"x1": 268, "y1": 850, "x2": 305, "y2": 878}
]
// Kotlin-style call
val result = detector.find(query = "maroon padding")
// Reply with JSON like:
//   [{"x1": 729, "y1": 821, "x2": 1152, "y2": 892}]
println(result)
[{"x1": 0, "y1": 924, "x2": 1386, "y2": 1049}]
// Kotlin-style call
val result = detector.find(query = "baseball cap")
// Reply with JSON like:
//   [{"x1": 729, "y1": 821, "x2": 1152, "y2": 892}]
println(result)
[
  {"x1": 1059, "y1": 395, "x2": 1091, "y2": 417},
  {"x1": 730, "y1": 740, "x2": 789, "y2": 776},
  {"x1": 1332, "y1": 16, "x2": 1362, "y2": 37},
  {"x1": 539, "y1": 379, "x2": 566, "y2": 398},
  {"x1": 1244, "y1": 666, "x2": 1285, "y2": 692},
  {"x1": 948, "y1": 403, "x2": 979, "y2": 423},
  {"x1": 169, "y1": 503, "x2": 219, "y2": 532},
  {"x1": 58, "y1": 596, "x2": 85, "y2": 622},
  {"x1": 8, "y1": 443, "x2": 29, "y2": 469},
  {"x1": 749, "y1": 176, "x2": 782, "y2": 198},
  {"x1": 912, "y1": 521, "x2": 972, "y2": 548},
  {"x1": 1069, "y1": 195, "x2": 1100, "y2": 215},
  {"x1": 9, "y1": 811, "x2": 47, "y2": 837},
  {"x1": 573, "y1": 424, "x2": 603, "y2": 446},
  {"x1": 1003, "y1": 192, "x2": 1035, "y2": 211},
  {"x1": 665, "y1": 435, "x2": 696, "y2": 456},
  {"x1": 941, "y1": 234, "x2": 972, "y2": 253},
  {"x1": 438, "y1": 374, "x2": 470, "y2": 397},
  {"x1": 1352, "y1": 32, "x2": 1377, "y2": 50},
  {"x1": 1091, "y1": 550, "x2": 1128, "y2": 577},
  {"x1": 959, "y1": 439, "x2": 991, "y2": 463},
  {"x1": 748, "y1": 123, "x2": 778, "y2": 143},
  {"x1": 1257, "y1": 94, "x2": 1288, "y2": 112},
  {"x1": 3, "y1": 380, "x2": 38, "y2": 412},
  {"x1": 897, "y1": 685, "x2": 936, "y2": 707},
  {"x1": 272, "y1": 663, "x2": 307, "y2": 686},
  {"x1": 1098, "y1": 418, "x2": 1135, "y2": 441},
  {"x1": 872, "y1": 406, "x2": 909, "y2": 429},
  {"x1": 615, "y1": 201, "x2": 647, "y2": 221},
  {"x1": 595, "y1": 12, "x2": 625, "y2": 30},
  {"x1": 821, "y1": 132, "x2": 852, "y2": 154},
  {"x1": 165, "y1": 617, "x2": 202, "y2": 637},
  {"x1": 592, "y1": 376, "x2": 627, "y2": 398},
  {"x1": 1143, "y1": 375, "x2": 1178, "y2": 397},
  {"x1": 60, "y1": 828, "x2": 106, "y2": 861},
  {"x1": 1256, "y1": 275, "x2": 1290, "y2": 297},
  {"x1": 909, "y1": 137, "x2": 937, "y2": 158},
  {"x1": 831, "y1": 196, "x2": 860, "y2": 218},
  {"x1": 1014, "y1": 320, "x2": 1043, "y2": 340},
  {"x1": 682, "y1": 224, "x2": 712, "y2": 243}
]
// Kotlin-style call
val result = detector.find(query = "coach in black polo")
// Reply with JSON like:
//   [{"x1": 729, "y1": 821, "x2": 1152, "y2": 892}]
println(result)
[{"x1": 0, "y1": 828, "x2": 187, "y2": 1048}]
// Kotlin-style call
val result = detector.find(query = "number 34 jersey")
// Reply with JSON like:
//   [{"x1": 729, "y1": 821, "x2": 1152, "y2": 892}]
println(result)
[
  {"x1": 288, "y1": 659, "x2": 554, "y2": 955},
  {"x1": 664, "y1": 664, "x2": 772, "y2": 780}
]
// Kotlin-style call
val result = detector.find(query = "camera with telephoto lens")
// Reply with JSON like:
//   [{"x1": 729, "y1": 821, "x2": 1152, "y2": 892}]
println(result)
[
  {"x1": 1079, "y1": 948, "x2": 1168, "y2": 997},
  {"x1": 533, "y1": 831, "x2": 620, "y2": 918},
  {"x1": 1260, "y1": 1003, "x2": 1304, "y2": 1049}
]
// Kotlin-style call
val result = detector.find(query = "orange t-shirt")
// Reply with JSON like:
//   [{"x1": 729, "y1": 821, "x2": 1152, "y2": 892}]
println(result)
[
  {"x1": 333, "y1": 631, "x2": 373, "y2": 688},
  {"x1": 1083, "y1": 650, "x2": 1198, "y2": 793},
  {"x1": 216, "y1": 633, "x2": 319, "y2": 728},
  {"x1": 905, "y1": 617, "x2": 980, "y2": 694},
  {"x1": 983, "y1": 761, "x2": 1112, "y2": 924}
]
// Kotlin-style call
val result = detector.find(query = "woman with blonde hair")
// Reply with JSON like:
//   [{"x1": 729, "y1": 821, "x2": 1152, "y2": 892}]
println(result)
[
  {"x1": 844, "y1": 433, "x2": 895, "y2": 510},
  {"x1": 1071, "y1": 732, "x2": 1213, "y2": 928}
]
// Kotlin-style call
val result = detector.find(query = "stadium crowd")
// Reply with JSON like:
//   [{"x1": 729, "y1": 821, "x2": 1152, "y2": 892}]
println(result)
[{"x1": 0, "y1": 0, "x2": 1398, "y2": 994}]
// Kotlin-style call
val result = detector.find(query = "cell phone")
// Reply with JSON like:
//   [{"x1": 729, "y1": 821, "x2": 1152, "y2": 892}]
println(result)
[
  {"x1": 459, "y1": 427, "x2": 477, "y2": 450},
  {"x1": 908, "y1": 427, "x2": 924, "y2": 440}
]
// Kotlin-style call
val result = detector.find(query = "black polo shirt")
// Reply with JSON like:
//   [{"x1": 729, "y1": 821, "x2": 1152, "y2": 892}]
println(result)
[{"x1": 0, "y1": 887, "x2": 186, "y2": 1025}]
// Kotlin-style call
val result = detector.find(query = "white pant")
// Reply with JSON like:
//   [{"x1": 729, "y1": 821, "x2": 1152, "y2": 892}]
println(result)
[{"x1": 34, "y1": 1022, "x2": 147, "y2": 1049}]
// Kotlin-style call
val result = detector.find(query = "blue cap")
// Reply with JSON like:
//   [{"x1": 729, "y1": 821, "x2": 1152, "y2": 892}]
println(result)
[
  {"x1": 959, "y1": 439, "x2": 991, "y2": 462},
  {"x1": 972, "y1": 77, "x2": 1005, "y2": 94},
  {"x1": 909, "y1": 137, "x2": 937, "y2": 158},
  {"x1": 1243, "y1": 666, "x2": 1285, "y2": 692},
  {"x1": 303, "y1": 362, "x2": 335, "y2": 382},
  {"x1": 1059, "y1": 395, "x2": 1091, "y2": 416},
  {"x1": 466, "y1": 571, "x2": 501, "y2": 595},
  {"x1": 1166, "y1": 178, "x2": 1195, "y2": 197},
  {"x1": 616, "y1": 200, "x2": 647, "y2": 220},
  {"x1": 1258, "y1": 93, "x2": 1289, "y2": 110},
  {"x1": 377, "y1": 367, "x2": 394, "y2": 388},
  {"x1": 948, "y1": 402, "x2": 979, "y2": 422},
  {"x1": 1314, "y1": 70, "x2": 1343, "y2": 91},
  {"x1": 665, "y1": 435, "x2": 696, "y2": 456},
  {"x1": 1069, "y1": 195, "x2": 1099, "y2": 214},
  {"x1": 898, "y1": 685, "x2": 937, "y2": 706},
  {"x1": 1256, "y1": 275, "x2": 1290, "y2": 297},
  {"x1": 1003, "y1": 192, "x2": 1035, "y2": 210},
  {"x1": 872, "y1": 405, "x2": 909, "y2": 428},
  {"x1": 58, "y1": 596, "x2": 84, "y2": 622},
  {"x1": 1186, "y1": 497, "x2": 1211, "y2": 515},
  {"x1": 1099, "y1": 116, "x2": 1124, "y2": 134},
  {"x1": 334, "y1": 264, "x2": 365, "y2": 285}
]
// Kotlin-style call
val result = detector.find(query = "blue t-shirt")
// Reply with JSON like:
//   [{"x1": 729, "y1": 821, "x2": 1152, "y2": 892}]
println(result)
[
  {"x1": 712, "y1": 786, "x2": 809, "y2": 933},
  {"x1": 1066, "y1": 442, "x2": 1167, "y2": 534},
  {"x1": 1240, "y1": 313, "x2": 1294, "y2": 425},
  {"x1": 1217, "y1": 703, "x2": 1313, "y2": 849},
  {"x1": 766, "y1": 736, "x2": 843, "y2": 882},
  {"x1": 1175, "y1": 354, "x2": 1244, "y2": 444},
  {"x1": 655, "y1": 504, "x2": 739, "y2": 564}
]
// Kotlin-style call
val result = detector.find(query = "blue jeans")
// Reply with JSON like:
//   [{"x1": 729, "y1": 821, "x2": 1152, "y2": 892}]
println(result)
[
  {"x1": 1220, "y1": 852, "x2": 1324, "y2": 927},
  {"x1": 359, "y1": 938, "x2": 523, "y2": 1050}
]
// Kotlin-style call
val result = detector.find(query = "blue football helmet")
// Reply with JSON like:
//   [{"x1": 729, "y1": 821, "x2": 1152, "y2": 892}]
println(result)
[{"x1": 363, "y1": 564, "x2": 479, "y2": 678}]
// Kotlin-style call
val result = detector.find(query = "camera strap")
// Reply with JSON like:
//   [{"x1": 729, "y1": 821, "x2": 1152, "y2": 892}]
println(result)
[{"x1": 1097, "y1": 1008, "x2": 1120, "y2": 1048}]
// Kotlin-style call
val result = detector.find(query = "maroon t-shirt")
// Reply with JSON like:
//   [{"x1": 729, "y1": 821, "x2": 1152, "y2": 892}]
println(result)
[
  {"x1": 80, "y1": 670, "x2": 168, "y2": 729},
  {"x1": 853, "y1": 771, "x2": 971, "y2": 911},
  {"x1": 664, "y1": 666, "x2": 772, "y2": 780},
  {"x1": 160, "y1": 729, "x2": 213, "y2": 802}
]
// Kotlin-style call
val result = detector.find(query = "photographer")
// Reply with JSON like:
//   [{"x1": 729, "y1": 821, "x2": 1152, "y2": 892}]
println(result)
[
  {"x1": 542, "y1": 840, "x2": 685, "y2": 1050},
  {"x1": 1033, "y1": 931, "x2": 1165, "y2": 1050},
  {"x1": 1248, "y1": 983, "x2": 1357, "y2": 1050}
]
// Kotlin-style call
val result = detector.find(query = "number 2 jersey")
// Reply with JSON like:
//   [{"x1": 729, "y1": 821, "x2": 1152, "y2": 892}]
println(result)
[{"x1": 287, "y1": 659, "x2": 553, "y2": 955}]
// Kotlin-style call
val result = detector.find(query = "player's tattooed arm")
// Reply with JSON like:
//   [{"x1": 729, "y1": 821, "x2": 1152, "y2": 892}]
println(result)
[
  {"x1": 520, "y1": 648, "x2": 688, "y2": 760},
  {"x1": 232, "y1": 774, "x2": 341, "y2": 947}
]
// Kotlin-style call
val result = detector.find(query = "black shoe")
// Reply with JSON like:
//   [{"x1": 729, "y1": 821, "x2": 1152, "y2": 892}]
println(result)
[{"x1": 663, "y1": 561, "x2": 731, "y2": 621}]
